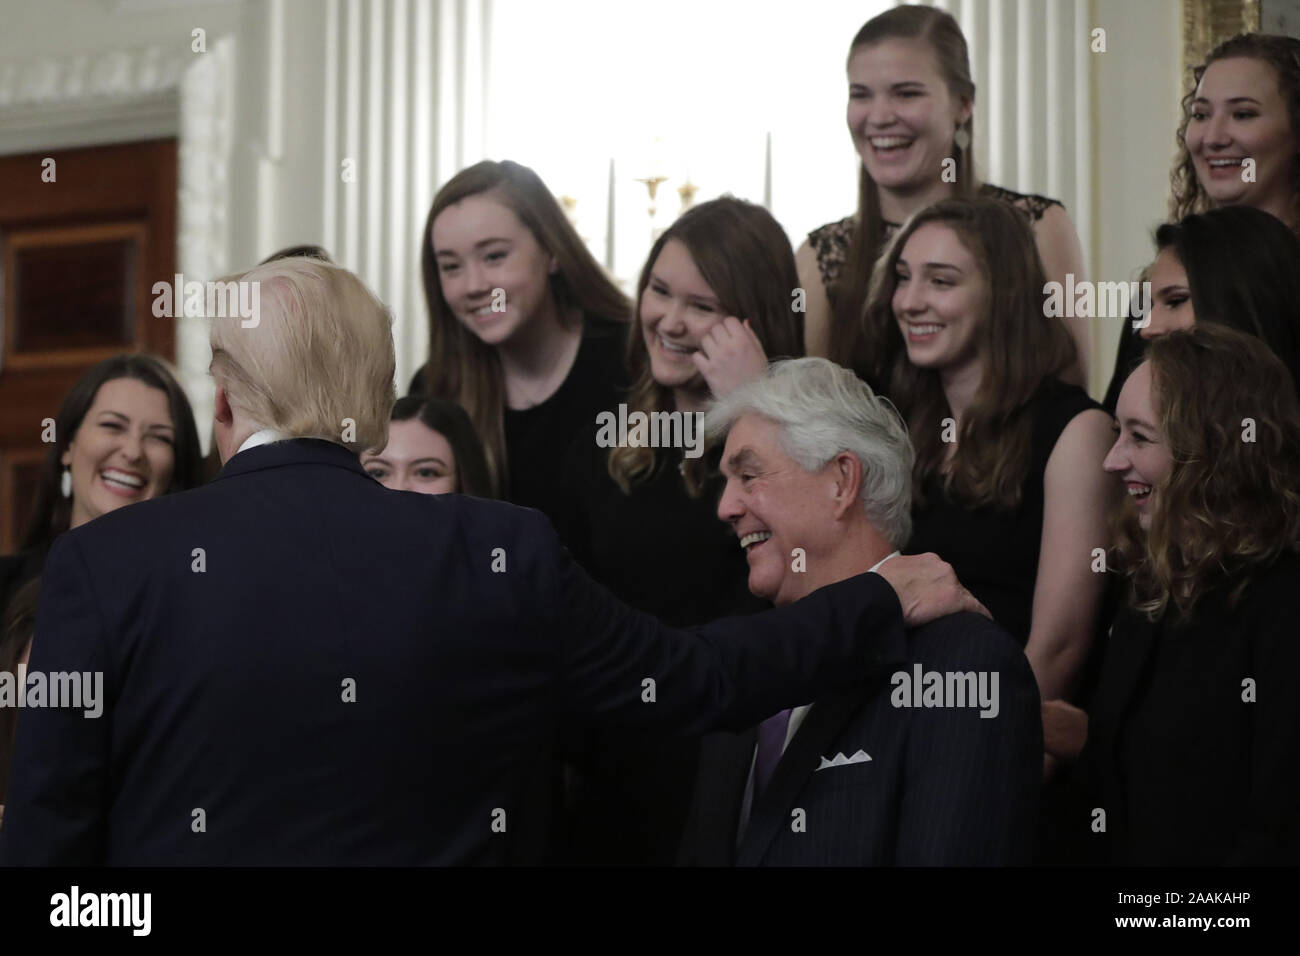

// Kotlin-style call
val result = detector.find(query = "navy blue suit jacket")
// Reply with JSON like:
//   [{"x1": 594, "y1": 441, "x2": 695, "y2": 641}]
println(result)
[
  {"x1": 0, "y1": 439, "x2": 908, "y2": 865},
  {"x1": 680, "y1": 611, "x2": 1042, "y2": 865}
]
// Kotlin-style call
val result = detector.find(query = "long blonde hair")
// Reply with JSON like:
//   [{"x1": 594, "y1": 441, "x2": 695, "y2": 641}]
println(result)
[{"x1": 417, "y1": 160, "x2": 630, "y2": 496}]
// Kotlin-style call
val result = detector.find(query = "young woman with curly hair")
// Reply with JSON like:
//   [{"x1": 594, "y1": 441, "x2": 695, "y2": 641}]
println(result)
[{"x1": 1046, "y1": 324, "x2": 1300, "y2": 864}]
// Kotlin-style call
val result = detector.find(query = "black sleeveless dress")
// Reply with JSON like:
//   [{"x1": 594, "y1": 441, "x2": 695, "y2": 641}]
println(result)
[
  {"x1": 903, "y1": 378, "x2": 1110, "y2": 865},
  {"x1": 904, "y1": 378, "x2": 1102, "y2": 647}
]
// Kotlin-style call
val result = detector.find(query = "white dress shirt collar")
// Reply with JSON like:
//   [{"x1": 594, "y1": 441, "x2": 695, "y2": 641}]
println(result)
[
  {"x1": 236, "y1": 428, "x2": 290, "y2": 455},
  {"x1": 868, "y1": 550, "x2": 901, "y2": 574}
]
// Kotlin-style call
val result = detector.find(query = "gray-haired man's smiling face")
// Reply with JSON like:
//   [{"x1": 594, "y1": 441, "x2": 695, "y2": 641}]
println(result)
[{"x1": 715, "y1": 414, "x2": 855, "y2": 608}]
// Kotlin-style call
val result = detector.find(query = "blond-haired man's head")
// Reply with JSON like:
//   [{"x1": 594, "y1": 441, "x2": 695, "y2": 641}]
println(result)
[{"x1": 208, "y1": 257, "x2": 396, "y2": 462}]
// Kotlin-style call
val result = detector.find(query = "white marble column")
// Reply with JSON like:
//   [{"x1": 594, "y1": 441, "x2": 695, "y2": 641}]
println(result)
[
  {"x1": 221, "y1": 0, "x2": 492, "y2": 397},
  {"x1": 177, "y1": 35, "x2": 237, "y2": 452}
]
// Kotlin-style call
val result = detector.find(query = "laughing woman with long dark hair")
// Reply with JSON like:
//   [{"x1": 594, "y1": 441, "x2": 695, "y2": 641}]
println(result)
[{"x1": 0, "y1": 353, "x2": 203, "y2": 817}]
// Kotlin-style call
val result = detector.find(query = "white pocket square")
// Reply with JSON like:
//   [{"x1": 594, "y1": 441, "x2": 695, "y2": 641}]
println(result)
[{"x1": 815, "y1": 749, "x2": 872, "y2": 771}]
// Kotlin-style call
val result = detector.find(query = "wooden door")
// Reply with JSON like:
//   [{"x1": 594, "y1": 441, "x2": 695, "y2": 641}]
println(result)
[{"x1": 0, "y1": 139, "x2": 177, "y2": 551}]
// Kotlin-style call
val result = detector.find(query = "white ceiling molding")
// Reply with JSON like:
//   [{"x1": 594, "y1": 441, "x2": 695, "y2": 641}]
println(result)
[
  {"x1": 0, "y1": 44, "x2": 190, "y2": 155},
  {"x1": 0, "y1": 32, "x2": 236, "y2": 446},
  {"x1": 111, "y1": 0, "x2": 241, "y2": 13}
]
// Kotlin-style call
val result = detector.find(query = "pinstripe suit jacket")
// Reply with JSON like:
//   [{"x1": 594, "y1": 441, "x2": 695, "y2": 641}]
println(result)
[{"x1": 680, "y1": 611, "x2": 1042, "y2": 866}]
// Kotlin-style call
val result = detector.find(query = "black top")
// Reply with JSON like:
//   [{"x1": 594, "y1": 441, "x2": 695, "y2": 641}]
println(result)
[
  {"x1": 1102, "y1": 318, "x2": 1147, "y2": 413},
  {"x1": 409, "y1": 320, "x2": 629, "y2": 523},
  {"x1": 554, "y1": 437, "x2": 765, "y2": 627},
  {"x1": 1083, "y1": 550, "x2": 1300, "y2": 864},
  {"x1": 807, "y1": 184, "x2": 1064, "y2": 308},
  {"x1": 905, "y1": 379, "x2": 1101, "y2": 646},
  {"x1": 501, "y1": 321, "x2": 629, "y2": 522},
  {"x1": 552, "y1": 434, "x2": 768, "y2": 864}
]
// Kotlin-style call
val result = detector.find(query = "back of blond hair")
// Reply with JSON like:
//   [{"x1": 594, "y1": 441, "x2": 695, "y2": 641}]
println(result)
[{"x1": 209, "y1": 257, "x2": 396, "y2": 452}]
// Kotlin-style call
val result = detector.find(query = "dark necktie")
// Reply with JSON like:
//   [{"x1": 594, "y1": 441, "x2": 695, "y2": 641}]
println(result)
[{"x1": 753, "y1": 708, "x2": 793, "y2": 800}]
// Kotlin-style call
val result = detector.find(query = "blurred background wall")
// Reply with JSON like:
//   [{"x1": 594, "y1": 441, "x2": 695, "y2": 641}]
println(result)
[{"x1": 0, "y1": 0, "x2": 1206, "y2": 458}]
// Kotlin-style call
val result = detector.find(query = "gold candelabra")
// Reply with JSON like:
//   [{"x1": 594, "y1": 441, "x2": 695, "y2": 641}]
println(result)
[
  {"x1": 634, "y1": 174, "x2": 669, "y2": 220},
  {"x1": 678, "y1": 179, "x2": 698, "y2": 214},
  {"x1": 559, "y1": 195, "x2": 579, "y2": 226}
]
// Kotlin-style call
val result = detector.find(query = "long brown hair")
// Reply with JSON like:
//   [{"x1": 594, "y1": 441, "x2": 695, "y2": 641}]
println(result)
[
  {"x1": 1154, "y1": 206, "x2": 1300, "y2": 388},
  {"x1": 1114, "y1": 325, "x2": 1300, "y2": 621},
  {"x1": 417, "y1": 160, "x2": 630, "y2": 496},
  {"x1": 0, "y1": 577, "x2": 38, "y2": 803},
  {"x1": 829, "y1": 4, "x2": 978, "y2": 370},
  {"x1": 1169, "y1": 33, "x2": 1300, "y2": 230},
  {"x1": 865, "y1": 198, "x2": 1076, "y2": 509},
  {"x1": 20, "y1": 353, "x2": 205, "y2": 554},
  {"x1": 5, "y1": 355, "x2": 203, "y2": 801},
  {"x1": 609, "y1": 197, "x2": 804, "y2": 496}
]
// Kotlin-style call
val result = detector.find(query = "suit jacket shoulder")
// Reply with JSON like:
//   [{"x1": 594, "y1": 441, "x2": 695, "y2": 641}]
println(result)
[{"x1": 907, "y1": 611, "x2": 1032, "y2": 673}]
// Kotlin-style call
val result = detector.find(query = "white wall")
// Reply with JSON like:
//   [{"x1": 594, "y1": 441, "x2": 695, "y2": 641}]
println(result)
[
  {"x1": 2, "y1": 0, "x2": 1189, "y2": 407},
  {"x1": 1090, "y1": 0, "x2": 1185, "y2": 396},
  {"x1": 488, "y1": 0, "x2": 1184, "y2": 398},
  {"x1": 486, "y1": 0, "x2": 884, "y2": 286},
  {"x1": 224, "y1": 0, "x2": 491, "y2": 394},
  {"x1": 0, "y1": 0, "x2": 243, "y2": 156}
]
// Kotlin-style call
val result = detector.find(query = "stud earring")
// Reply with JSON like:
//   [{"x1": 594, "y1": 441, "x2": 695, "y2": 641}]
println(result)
[{"x1": 61, "y1": 466, "x2": 72, "y2": 498}]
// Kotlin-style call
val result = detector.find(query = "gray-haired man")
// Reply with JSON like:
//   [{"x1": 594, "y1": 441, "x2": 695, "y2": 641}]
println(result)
[{"x1": 680, "y1": 357, "x2": 1042, "y2": 865}]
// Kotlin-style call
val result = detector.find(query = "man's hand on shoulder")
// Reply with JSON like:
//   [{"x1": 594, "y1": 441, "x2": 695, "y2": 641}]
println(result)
[{"x1": 875, "y1": 553, "x2": 990, "y2": 627}]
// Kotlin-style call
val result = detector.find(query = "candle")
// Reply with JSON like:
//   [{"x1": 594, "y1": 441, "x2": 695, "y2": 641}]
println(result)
[
  {"x1": 649, "y1": 136, "x2": 665, "y2": 180},
  {"x1": 605, "y1": 157, "x2": 616, "y2": 272},
  {"x1": 763, "y1": 131, "x2": 773, "y2": 210}
]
